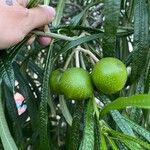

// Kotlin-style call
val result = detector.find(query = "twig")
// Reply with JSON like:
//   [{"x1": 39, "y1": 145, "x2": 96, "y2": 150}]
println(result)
[
  {"x1": 79, "y1": 52, "x2": 86, "y2": 69},
  {"x1": 75, "y1": 50, "x2": 80, "y2": 68},
  {"x1": 32, "y1": 31, "x2": 77, "y2": 41},
  {"x1": 76, "y1": 47, "x2": 99, "y2": 62},
  {"x1": 63, "y1": 49, "x2": 77, "y2": 69},
  {"x1": 90, "y1": 57, "x2": 96, "y2": 65},
  {"x1": 64, "y1": 46, "x2": 99, "y2": 69}
]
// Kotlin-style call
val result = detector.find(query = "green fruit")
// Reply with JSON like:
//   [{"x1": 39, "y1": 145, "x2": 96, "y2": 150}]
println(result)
[
  {"x1": 91, "y1": 57, "x2": 127, "y2": 94},
  {"x1": 49, "y1": 69, "x2": 63, "y2": 94},
  {"x1": 60, "y1": 68, "x2": 93, "y2": 100}
]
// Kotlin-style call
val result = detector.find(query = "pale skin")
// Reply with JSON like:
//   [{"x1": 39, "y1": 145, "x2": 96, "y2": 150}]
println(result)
[{"x1": 0, "y1": 0, "x2": 55, "y2": 49}]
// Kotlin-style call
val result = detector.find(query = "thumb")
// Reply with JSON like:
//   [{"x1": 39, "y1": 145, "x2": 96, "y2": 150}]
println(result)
[{"x1": 25, "y1": 6, "x2": 55, "y2": 32}]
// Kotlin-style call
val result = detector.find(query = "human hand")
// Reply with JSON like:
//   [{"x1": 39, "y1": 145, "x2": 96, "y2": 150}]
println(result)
[{"x1": 0, "y1": 0, "x2": 55, "y2": 49}]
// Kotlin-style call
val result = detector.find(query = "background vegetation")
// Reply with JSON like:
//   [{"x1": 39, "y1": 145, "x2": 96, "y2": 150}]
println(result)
[{"x1": 0, "y1": 0, "x2": 150, "y2": 149}]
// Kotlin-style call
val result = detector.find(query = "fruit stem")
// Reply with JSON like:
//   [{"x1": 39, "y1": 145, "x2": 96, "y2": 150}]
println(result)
[
  {"x1": 76, "y1": 47, "x2": 99, "y2": 62},
  {"x1": 75, "y1": 50, "x2": 80, "y2": 67},
  {"x1": 90, "y1": 57, "x2": 96, "y2": 65},
  {"x1": 63, "y1": 49, "x2": 77, "y2": 69},
  {"x1": 79, "y1": 52, "x2": 86, "y2": 69}
]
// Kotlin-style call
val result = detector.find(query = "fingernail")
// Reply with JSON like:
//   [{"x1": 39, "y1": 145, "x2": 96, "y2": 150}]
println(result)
[{"x1": 41, "y1": 5, "x2": 56, "y2": 20}]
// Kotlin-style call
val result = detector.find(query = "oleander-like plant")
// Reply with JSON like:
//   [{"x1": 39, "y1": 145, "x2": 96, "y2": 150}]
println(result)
[{"x1": 0, "y1": 0, "x2": 150, "y2": 150}]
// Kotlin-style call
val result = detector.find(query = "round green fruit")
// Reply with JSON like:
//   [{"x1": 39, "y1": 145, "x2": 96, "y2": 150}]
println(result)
[
  {"x1": 91, "y1": 57, "x2": 127, "y2": 94},
  {"x1": 60, "y1": 68, "x2": 93, "y2": 100},
  {"x1": 49, "y1": 69, "x2": 63, "y2": 94}
]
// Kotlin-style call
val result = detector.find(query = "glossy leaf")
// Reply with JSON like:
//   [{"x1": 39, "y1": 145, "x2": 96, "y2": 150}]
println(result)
[
  {"x1": 123, "y1": 117, "x2": 150, "y2": 142},
  {"x1": 79, "y1": 99, "x2": 95, "y2": 150},
  {"x1": 59, "y1": 95, "x2": 72, "y2": 125},
  {"x1": 102, "y1": 0, "x2": 121, "y2": 56},
  {"x1": 100, "y1": 133, "x2": 107, "y2": 150},
  {"x1": 0, "y1": 81, "x2": 18, "y2": 150},
  {"x1": 100, "y1": 94, "x2": 150, "y2": 118},
  {"x1": 107, "y1": 136, "x2": 119, "y2": 150},
  {"x1": 0, "y1": 52, "x2": 15, "y2": 91},
  {"x1": 39, "y1": 44, "x2": 53, "y2": 150},
  {"x1": 107, "y1": 129, "x2": 150, "y2": 149},
  {"x1": 69, "y1": 101, "x2": 84, "y2": 150},
  {"x1": 131, "y1": 0, "x2": 149, "y2": 82}
]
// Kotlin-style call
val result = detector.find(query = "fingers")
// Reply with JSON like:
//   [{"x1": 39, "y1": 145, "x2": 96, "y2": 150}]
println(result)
[
  {"x1": 0, "y1": 3, "x2": 55, "y2": 48},
  {"x1": 24, "y1": 5, "x2": 55, "y2": 33},
  {"x1": 38, "y1": 36, "x2": 52, "y2": 46},
  {"x1": 27, "y1": 36, "x2": 52, "y2": 46},
  {"x1": 1, "y1": 0, "x2": 27, "y2": 7},
  {"x1": 17, "y1": 0, "x2": 28, "y2": 7}
]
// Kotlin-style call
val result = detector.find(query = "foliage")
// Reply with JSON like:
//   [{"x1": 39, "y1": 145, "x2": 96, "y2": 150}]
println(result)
[{"x1": 0, "y1": 0, "x2": 150, "y2": 149}]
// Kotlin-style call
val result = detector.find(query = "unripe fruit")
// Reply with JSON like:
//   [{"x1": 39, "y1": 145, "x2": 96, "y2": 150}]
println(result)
[
  {"x1": 49, "y1": 69, "x2": 63, "y2": 94},
  {"x1": 60, "y1": 68, "x2": 93, "y2": 100},
  {"x1": 91, "y1": 57, "x2": 127, "y2": 94}
]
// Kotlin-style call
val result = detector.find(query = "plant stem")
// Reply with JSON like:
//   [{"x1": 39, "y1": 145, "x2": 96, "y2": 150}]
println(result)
[
  {"x1": 75, "y1": 50, "x2": 80, "y2": 67},
  {"x1": 76, "y1": 47, "x2": 99, "y2": 62},
  {"x1": 79, "y1": 52, "x2": 86, "y2": 69},
  {"x1": 64, "y1": 46, "x2": 99, "y2": 69},
  {"x1": 63, "y1": 49, "x2": 76, "y2": 69},
  {"x1": 90, "y1": 57, "x2": 96, "y2": 65},
  {"x1": 32, "y1": 31, "x2": 77, "y2": 41}
]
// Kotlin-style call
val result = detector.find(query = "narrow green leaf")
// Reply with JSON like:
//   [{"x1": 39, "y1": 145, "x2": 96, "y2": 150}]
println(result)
[
  {"x1": 47, "y1": 93, "x2": 56, "y2": 117},
  {"x1": 8, "y1": 37, "x2": 30, "y2": 62},
  {"x1": 13, "y1": 62, "x2": 38, "y2": 133},
  {"x1": 39, "y1": 0, "x2": 65, "y2": 146},
  {"x1": 59, "y1": 95, "x2": 72, "y2": 125},
  {"x1": 100, "y1": 95, "x2": 136, "y2": 137},
  {"x1": 111, "y1": 111, "x2": 135, "y2": 136},
  {"x1": 69, "y1": 101, "x2": 84, "y2": 150},
  {"x1": 0, "y1": 52, "x2": 14, "y2": 91},
  {"x1": 70, "y1": 10, "x2": 86, "y2": 27},
  {"x1": 121, "y1": 139, "x2": 141, "y2": 150},
  {"x1": 110, "y1": 111, "x2": 142, "y2": 149},
  {"x1": 39, "y1": 43, "x2": 54, "y2": 150},
  {"x1": 119, "y1": 37, "x2": 130, "y2": 62},
  {"x1": 79, "y1": 99, "x2": 95, "y2": 150},
  {"x1": 107, "y1": 129, "x2": 150, "y2": 149},
  {"x1": 131, "y1": 0, "x2": 149, "y2": 82},
  {"x1": 102, "y1": 0, "x2": 121, "y2": 56},
  {"x1": 27, "y1": 0, "x2": 41, "y2": 8},
  {"x1": 148, "y1": 0, "x2": 150, "y2": 27},
  {"x1": 55, "y1": 33, "x2": 103, "y2": 58},
  {"x1": 126, "y1": 0, "x2": 134, "y2": 23},
  {"x1": 100, "y1": 94, "x2": 150, "y2": 118},
  {"x1": 0, "y1": 81, "x2": 18, "y2": 150},
  {"x1": 52, "y1": 0, "x2": 66, "y2": 27},
  {"x1": 69, "y1": 3, "x2": 95, "y2": 27},
  {"x1": 94, "y1": 117, "x2": 100, "y2": 150},
  {"x1": 100, "y1": 133, "x2": 107, "y2": 150},
  {"x1": 145, "y1": 52, "x2": 150, "y2": 93},
  {"x1": 107, "y1": 136, "x2": 119, "y2": 150},
  {"x1": 3, "y1": 84, "x2": 25, "y2": 149},
  {"x1": 123, "y1": 117, "x2": 150, "y2": 142}
]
